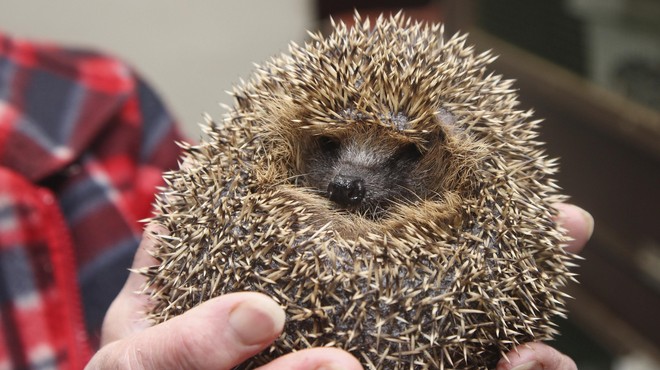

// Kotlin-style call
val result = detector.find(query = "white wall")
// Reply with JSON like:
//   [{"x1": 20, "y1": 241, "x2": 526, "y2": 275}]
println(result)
[{"x1": 0, "y1": 1, "x2": 314, "y2": 138}]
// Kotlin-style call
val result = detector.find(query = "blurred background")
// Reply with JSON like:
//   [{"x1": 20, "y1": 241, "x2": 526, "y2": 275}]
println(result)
[{"x1": 2, "y1": 0, "x2": 658, "y2": 368}]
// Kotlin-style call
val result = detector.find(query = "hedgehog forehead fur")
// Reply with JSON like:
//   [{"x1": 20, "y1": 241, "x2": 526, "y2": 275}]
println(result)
[
  {"x1": 146, "y1": 12, "x2": 576, "y2": 370},
  {"x1": 230, "y1": 15, "x2": 500, "y2": 222}
]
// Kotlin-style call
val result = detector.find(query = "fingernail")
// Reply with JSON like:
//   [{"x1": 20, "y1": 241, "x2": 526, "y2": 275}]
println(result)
[
  {"x1": 316, "y1": 365, "x2": 347, "y2": 370},
  {"x1": 228, "y1": 296, "x2": 285, "y2": 345},
  {"x1": 510, "y1": 361, "x2": 541, "y2": 370},
  {"x1": 579, "y1": 207, "x2": 595, "y2": 240},
  {"x1": 554, "y1": 203, "x2": 594, "y2": 239}
]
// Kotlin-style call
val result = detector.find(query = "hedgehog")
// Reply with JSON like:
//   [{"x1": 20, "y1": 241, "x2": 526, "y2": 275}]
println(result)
[{"x1": 143, "y1": 13, "x2": 577, "y2": 370}]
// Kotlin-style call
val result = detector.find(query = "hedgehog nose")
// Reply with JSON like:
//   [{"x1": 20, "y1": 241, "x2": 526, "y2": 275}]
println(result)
[{"x1": 328, "y1": 175, "x2": 365, "y2": 206}]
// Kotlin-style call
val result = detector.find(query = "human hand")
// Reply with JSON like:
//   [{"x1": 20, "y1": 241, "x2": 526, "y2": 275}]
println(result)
[
  {"x1": 89, "y1": 204, "x2": 591, "y2": 370},
  {"x1": 86, "y1": 224, "x2": 363, "y2": 370},
  {"x1": 496, "y1": 203, "x2": 594, "y2": 370}
]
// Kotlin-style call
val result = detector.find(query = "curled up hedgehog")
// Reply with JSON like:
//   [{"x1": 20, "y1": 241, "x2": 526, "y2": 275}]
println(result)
[{"x1": 143, "y1": 13, "x2": 578, "y2": 370}]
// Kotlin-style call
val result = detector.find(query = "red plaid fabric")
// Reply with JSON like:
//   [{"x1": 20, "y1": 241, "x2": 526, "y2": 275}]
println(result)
[{"x1": 0, "y1": 32, "x2": 185, "y2": 369}]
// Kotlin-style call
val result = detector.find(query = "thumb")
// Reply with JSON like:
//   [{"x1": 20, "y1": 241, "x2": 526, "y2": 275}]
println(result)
[{"x1": 87, "y1": 292, "x2": 285, "y2": 369}]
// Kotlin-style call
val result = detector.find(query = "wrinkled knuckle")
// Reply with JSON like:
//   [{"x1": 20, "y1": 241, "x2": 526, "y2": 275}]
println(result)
[
  {"x1": 172, "y1": 328, "x2": 216, "y2": 369},
  {"x1": 547, "y1": 348, "x2": 577, "y2": 370},
  {"x1": 560, "y1": 355, "x2": 578, "y2": 370},
  {"x1": 125, "y1": 344, "x2": 151, "y2": 370},
  {"x1": 177, "y1": 334, "x2": 202, "y2": 366}
]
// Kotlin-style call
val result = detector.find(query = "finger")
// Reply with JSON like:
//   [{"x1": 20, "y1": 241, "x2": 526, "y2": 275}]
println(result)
[
  {"x1": 553, "y1": 203, "x2": 594, "y2": 254},
  {"x1": 88, "y1": 292, "x2": 285, "y2": 370},
  {"x1": 497, "y1": 342, "x2": 576, "y2": 370},
  {"x1": 256, "y1": 347, "x2": 363, "y2": 370},
  {"x1": 101, "y1": 223, "x2": 165, "y2": 344},
  {"x1": 125, "y1": 222, "x2": 165, "y2": 292}
]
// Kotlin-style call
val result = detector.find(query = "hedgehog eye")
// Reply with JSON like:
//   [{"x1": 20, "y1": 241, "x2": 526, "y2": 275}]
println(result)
[
  {"x1": 436, "y1": 107, "x2": 456, "y2": 126},
  {"x1": 436, "y1": 129, "x2": 447, "y2": 143},
  {"x1": 317, "y1": 135, "x2": 341, "y2": 154},
  {"x1": 397, "y1": 143, "x2": 422, "y2": 161}
]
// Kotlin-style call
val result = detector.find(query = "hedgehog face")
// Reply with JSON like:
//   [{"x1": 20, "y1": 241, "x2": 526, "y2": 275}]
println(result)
[
  {"x1": 302, "y1": 127, "x2": 425, "y2": 217},
  {"x1": 291, "y1": 106, "x2": 462, "y2": 220}
]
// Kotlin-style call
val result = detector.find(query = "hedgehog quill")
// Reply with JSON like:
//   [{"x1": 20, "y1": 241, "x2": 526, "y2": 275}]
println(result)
[{"x1": 143, "y1": 13, "x2": 577, "y2": 370}]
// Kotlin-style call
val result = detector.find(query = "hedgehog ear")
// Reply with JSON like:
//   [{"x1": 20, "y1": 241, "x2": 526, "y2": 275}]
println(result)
[
  {"x1": 436, "y1": 128, "x2": 447, "y2": 144},
  {"x1": 435, "y1": 107, "x2": 456, "y2": 127},
  {"x1": 434, "y1": 107, "x2": 456, "y2": 143}
]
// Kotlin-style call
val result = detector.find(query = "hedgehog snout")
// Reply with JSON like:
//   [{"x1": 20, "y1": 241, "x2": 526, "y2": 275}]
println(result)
[{"x1": 327, "y1": 174, "x2": 366, "y2": 206}]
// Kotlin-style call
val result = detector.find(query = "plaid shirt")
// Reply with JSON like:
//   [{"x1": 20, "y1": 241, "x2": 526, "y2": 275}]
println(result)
[{"x1": 0, "y1": 32, "x2": 184, "y2": 369}]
